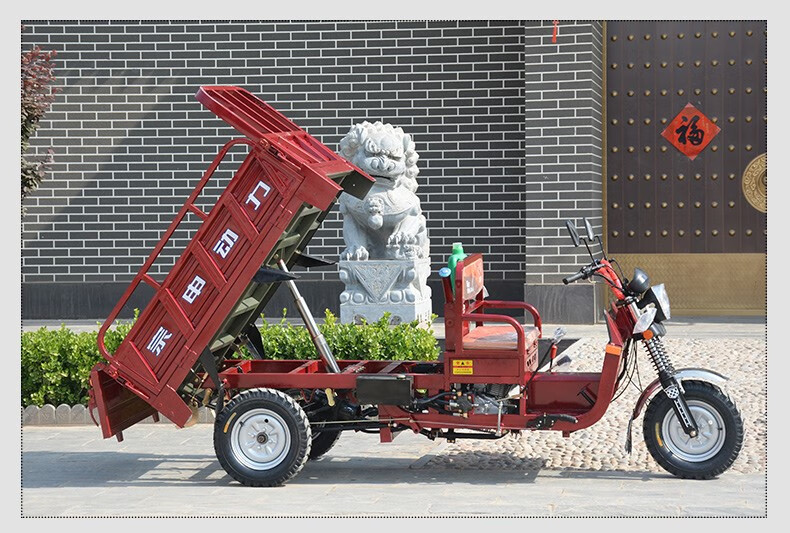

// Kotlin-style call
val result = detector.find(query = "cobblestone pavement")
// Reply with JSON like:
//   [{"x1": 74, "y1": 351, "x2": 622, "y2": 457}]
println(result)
[{"x1": 424, "y1": 336, "x2": 766, "y2": 475}]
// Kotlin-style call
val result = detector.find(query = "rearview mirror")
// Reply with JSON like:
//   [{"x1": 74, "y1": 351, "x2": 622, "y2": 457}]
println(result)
[
  {"x1": 583, "y1": 218, "x2": 595, "y2": 241},
  {"x1": 552, "y1": 326, "x2": 566, "y2": 343},
  {"x1": 565, "y1": 220, "x2": 580, "y2": 247}
]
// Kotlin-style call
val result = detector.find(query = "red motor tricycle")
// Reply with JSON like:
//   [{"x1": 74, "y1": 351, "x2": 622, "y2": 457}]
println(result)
[{"x1": 88, "y1": 86, "x2": 743, "y2": 486}]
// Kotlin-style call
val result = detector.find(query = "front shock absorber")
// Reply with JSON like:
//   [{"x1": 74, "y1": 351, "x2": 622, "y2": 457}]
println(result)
[
  {"x1": 642, "y1": 336, "x2": 676, "y2": 384},
  {"x1": 643, "y1": 336, "x2": 698, "y2": 436}
]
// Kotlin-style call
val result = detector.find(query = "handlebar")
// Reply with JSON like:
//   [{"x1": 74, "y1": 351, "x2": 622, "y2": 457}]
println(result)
[
  {"x1": 562, "y1": 270, "x2": 586, "y2": 284},
  {"x1": 562, "y1": 262, "x2": 603, "y2": 285}
]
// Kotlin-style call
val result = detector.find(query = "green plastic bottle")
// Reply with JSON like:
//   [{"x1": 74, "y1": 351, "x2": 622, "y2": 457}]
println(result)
[{"x1": 447, "y1": 242, "x2": 467, "y2": 294}]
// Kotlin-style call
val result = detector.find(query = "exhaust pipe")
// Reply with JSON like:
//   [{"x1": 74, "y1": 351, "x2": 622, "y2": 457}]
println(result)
[{"x1": 277, "y1": 259, "x2": 341, "y2": 373}]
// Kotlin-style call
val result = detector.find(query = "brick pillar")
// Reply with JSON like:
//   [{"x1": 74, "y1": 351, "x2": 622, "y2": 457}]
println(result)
[{"x1": 523, "y1": 21, "x2": 604, "y2": 323}]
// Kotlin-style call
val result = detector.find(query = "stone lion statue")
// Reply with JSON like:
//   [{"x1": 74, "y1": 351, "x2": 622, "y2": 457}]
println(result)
[{"x1": 338, "y1": 121, "x2": 429, "y2": 260}]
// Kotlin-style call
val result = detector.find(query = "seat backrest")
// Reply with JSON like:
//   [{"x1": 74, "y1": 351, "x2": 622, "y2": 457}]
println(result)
[
  {"x1": 443, "y1": 254, "x2": 485, "y2": 349},
  {"x1": 455, "y1": 254, "x2": 485, "y2": 307}
]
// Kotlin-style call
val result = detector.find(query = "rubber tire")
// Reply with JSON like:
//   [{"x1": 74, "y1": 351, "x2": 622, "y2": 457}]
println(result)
[
  {"x1": 214, "y1": 388, "x2": 312, "y2": 487},
  {"x1": 309, "y1": 430, "x2": 341, "y2": 460},
  {"x1": 643, "y1": 380, "x2": 743, "y2": 479}
]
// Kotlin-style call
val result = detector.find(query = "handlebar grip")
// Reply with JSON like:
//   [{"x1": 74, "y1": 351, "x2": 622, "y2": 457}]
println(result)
[{"x1": 563, "y1": 270, "x2": 586, "y2": 284}]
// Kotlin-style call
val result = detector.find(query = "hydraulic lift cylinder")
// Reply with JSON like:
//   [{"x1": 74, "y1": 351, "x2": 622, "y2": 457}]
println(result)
[{"x1": 278, "y1": 259, "x2": 341, "y2": 373}]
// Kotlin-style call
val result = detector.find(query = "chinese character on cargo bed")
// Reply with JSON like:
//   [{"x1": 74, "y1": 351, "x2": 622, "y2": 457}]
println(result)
[
  {"x1": 182, "y1": 275, "x2": 206, "y2": 304},
  {"x1": 213, "y1": 228, "x2": 239, "y2": 259},
  {"x1": 147, "y1": 326, "x2": 172, "y2": 356},
  {"x1": 245, "y1": 180, "x2": 271, "y2": 210}
]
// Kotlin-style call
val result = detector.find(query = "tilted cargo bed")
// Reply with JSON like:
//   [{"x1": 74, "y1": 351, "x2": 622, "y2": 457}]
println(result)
[{"x1": 88, "y1": 86, "x2": 374, "y2": 440}]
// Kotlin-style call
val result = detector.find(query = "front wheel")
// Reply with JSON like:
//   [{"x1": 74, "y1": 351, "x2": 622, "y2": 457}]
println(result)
[{"x1": 643, "y1": 380, "x2": 743, "y2": 479}]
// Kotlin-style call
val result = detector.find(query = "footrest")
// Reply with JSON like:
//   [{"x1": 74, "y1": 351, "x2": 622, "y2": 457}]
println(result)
[{"x1": 526, "y1": 413, "x2": 578, "y2": 430}]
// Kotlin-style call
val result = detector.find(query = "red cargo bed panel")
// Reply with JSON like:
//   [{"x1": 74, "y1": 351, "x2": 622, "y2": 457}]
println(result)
[
  {"x1": 196, "y1": 86, "x2": 303, "y2": 137},
  {"x1": 91, "y1": 86, "x2": 374, "y2": 440}
]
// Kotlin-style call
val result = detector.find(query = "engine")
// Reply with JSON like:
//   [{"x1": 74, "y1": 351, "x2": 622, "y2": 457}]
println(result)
[
  {"x1": 470, "y1": 384, "x2": 519, "y2": 415},
  {"x1": 409, "y1": 383, "x2": 520, "y2": 416}
]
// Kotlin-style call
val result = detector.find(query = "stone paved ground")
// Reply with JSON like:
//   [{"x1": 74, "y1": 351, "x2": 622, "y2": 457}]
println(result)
[
  {"x1": 424, "y1": 336, "x2": 766, "y2": 475},
  {"x1": 21, "y1": 424, "x2": 766, "y2": 517}
]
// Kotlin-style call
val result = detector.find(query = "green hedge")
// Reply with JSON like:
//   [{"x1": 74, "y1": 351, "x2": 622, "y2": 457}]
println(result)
[{"x1": 21, "y1": 310, "x2": 440, "y2": 407}]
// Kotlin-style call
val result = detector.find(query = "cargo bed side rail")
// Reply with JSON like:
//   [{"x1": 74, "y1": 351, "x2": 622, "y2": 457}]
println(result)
[{"x1": 97, "y1": 137, "x2": 255, "y2": 361}]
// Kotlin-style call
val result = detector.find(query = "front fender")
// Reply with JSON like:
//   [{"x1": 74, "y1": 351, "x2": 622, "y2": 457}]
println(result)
[{"x1": 629, "y1": 367, "x2": 729, "y2": 422}]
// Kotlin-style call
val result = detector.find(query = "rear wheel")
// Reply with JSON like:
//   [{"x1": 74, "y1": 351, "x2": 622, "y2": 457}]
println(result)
[
  {"x1": 309, "y1": 429, "x2": 341, "y2": 460},
  {"x1": 214, "y1": 388, "x2": 311, "y2": 486},
  {"x1": 643, "y1": 380, "x2": 743, "y2": 479}
]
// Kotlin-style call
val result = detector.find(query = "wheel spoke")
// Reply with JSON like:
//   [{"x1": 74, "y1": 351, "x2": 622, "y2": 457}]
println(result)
[
  {"x1": 661, "y1": 399, "x2": 726, "y2": 463},
  {"x1": 230, "y1": 407, "x2": 293, "y2": 471}
]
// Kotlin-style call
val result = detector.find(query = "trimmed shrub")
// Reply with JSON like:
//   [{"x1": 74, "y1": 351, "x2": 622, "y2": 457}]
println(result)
[
  {"x1": 21, "y1": 315, "x2": 135, "y2": 407},
  {"x1": 257, "y1": 310, "x2": 440, "y2": 362}
]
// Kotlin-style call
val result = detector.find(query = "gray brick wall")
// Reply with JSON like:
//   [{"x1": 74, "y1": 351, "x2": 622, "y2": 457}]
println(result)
[
  {"x1": 21, "y1": 20, "x2": 526, "y2": 290},
  {"x1": 21, "y1": 20, "x2": 607, "y2": 322},
  {"x1": 522, "y1": 21, "x2": 604, "y2": 321}
]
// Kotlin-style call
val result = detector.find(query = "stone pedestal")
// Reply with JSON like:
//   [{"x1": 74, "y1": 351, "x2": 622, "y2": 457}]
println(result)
[{"x1": 339, "y1": 257, "x2": 432, "y2": 324}]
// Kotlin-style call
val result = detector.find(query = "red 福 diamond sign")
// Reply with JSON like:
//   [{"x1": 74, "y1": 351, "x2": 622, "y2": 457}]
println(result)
[{"x1": 661, "y1": 103, "x2": 720, "y2": 160}]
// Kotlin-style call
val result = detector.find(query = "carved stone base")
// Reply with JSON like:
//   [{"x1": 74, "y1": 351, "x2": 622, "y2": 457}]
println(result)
[
  {"x1": 340, "y1": 299, "x2": 433, "y2": 325},
  {"x1": 338, "y1": 258, "x2": 432, "y2": 324}
]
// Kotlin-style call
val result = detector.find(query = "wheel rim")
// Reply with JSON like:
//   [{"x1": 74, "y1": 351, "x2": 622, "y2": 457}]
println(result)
[
  {"x1": 230, "y1": 408, "x2": 291, "y2": 471},
  {"x1": 660, "y1": 399, "x2": 726, "y2": 462}
]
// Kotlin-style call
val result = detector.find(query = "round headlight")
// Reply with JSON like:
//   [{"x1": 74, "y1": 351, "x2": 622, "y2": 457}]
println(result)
[{"x1": 627, "y1": 268, "x2": 650, "y2": 294}]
